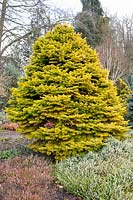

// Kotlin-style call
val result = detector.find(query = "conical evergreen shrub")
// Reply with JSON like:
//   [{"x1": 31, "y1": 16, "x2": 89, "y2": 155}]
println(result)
[
  {"x1": 115, "y1": 79, "x2": 131, "y2": 105},
  {"x1": 127, "y1": 95, "x2": 133, "y2": 126},
  {"x1": 6, "y1": 24, "x2": 129, "y2": 160},
  {"x1": 126, "y1": 75, "x2": 133, "y2": 126}
]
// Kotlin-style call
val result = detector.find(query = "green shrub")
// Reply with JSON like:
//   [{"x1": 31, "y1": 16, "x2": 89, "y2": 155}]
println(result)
[
  {"x1": 6, "y1": 24, "x2": 129, "y2": 160},
  {"x1": 55, "y1": 136, "x2": 133, "y2": 200},
  {"x1": 0, "y1": 111, "x2": 7, "y2": 124},
  {"x1": 0, "y1": 149, "x2": 20, "y2": 159},
  {"x1": 127, "y1": 95, "x2": 133, "y2": 127},
  {"x1": 1, "y1": 122, "x2": 19, "y2": 130},
  {"x1": 115, "y1": 79, "x2": 131, "y2": 106}
]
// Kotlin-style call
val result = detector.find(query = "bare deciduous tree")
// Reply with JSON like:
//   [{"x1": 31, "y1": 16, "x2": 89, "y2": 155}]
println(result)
[
  {"x1": 97, "y1": 33, "x2": 129, "y2": 82},
  {"x1": 96, "y1": 16, "x2": 130, "y2": 82},
  {"x1": 0, "y1": 0, "x2": 74, "y2": 71},
  {"x1": 0, "y1": 0, "x2": 42, "y2": 71}
]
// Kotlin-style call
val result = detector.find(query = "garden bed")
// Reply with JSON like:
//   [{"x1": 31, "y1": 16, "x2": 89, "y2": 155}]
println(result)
[{"x1": 0, "y1": 130, "x2": 82, "y2": 200}]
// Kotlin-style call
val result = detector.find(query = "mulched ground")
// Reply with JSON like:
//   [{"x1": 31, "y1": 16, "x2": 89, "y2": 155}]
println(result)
[{"x1": 0, "y1": 130, "x2": 82, "y2": 200}]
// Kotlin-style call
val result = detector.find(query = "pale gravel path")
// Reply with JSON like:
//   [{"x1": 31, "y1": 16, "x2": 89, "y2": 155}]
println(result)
[
  {"x1": 0, "y1": 130, "x2": 29, "y2": 151},
  {"x1": 0, "y1": 130, "x2": 22, "y2": 139}
]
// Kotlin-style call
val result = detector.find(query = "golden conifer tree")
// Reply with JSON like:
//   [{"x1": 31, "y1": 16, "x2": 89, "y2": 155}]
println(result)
[{"x1": 6, "y1": 24, "x2": 129, "y2": 160}]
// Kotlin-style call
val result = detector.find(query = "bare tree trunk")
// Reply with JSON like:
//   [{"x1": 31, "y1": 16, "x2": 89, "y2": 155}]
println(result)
[{"x1": 0, "y1": 0, "x2": 8, "y2": 72}]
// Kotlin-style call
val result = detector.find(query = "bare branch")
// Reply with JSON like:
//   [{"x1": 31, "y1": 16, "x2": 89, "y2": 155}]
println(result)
[
  {"x1": 1, "y1": 30, "x2": 32, "y2": 55},
  {"x1": 7, "y1": 0, "x2": 41, "y2": 8}
]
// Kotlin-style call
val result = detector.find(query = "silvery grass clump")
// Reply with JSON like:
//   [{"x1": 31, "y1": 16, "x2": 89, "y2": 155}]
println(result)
[
  {"x1": 54, "y1": 135, "x2": 133, "y2": 200},
  {"x1": 0, "y1": 110, "x2": 7, "y2": 124}
]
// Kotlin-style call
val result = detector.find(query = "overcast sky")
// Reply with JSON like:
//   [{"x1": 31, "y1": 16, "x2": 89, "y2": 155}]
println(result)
[{"x1": 50, "y1": 0, "x2": 133, "y2": 17}]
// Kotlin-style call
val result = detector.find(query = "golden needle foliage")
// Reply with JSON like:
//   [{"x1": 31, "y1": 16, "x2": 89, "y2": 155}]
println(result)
[{"x1": 6, "y1": 24, "x2": 129, "y2": 160}]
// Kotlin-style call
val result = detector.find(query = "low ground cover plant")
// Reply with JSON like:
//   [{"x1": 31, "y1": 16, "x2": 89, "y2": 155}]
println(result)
[
  {"x1": 55, "y1": 136, "x2": 133, "y2": 200},
  {"x1": 1, "y1": 122, "x2": 19, "y2": 131},
  {"x1": 0, "y1": 156, "x2": 52, "y2": 200},
  {"x1": 0, "y1": 149, "x2": 20, "y2": 160},
  {"x1": 0, "y1": 155, "x2": 81, "y2": 200}
]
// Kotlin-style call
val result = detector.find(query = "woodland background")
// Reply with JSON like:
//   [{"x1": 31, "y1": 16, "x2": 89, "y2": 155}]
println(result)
[{"x1": 1, "y1": 0, "x2": 133, "y2": 112}]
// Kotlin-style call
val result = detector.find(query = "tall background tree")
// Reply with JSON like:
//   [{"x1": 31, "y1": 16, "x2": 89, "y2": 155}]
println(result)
[
  {"x1": 0, "y1": 0, "x2": 73, "y2": 71},
  {"x1": 0, "y1": 0, "x2": 40, "y2": 71},
  {"x1": 96, "y1": 15, "x2": 133, "y2": 86},
  {"x1": 74, "y1": 0, "x2": 106, "y2": 47},
  {"x1": 96, "y1": 17, "x2": 129, "y2": 82}
]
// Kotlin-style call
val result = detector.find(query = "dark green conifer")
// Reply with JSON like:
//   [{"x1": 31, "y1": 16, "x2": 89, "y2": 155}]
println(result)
[{"x1": 75, "y1": 0, "x2": 105, "y2": 47}]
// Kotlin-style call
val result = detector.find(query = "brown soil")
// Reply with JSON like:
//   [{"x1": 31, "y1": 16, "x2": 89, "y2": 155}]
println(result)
[{"x1": 0, "y1": 130, "x2": 82, "y2": 200}]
